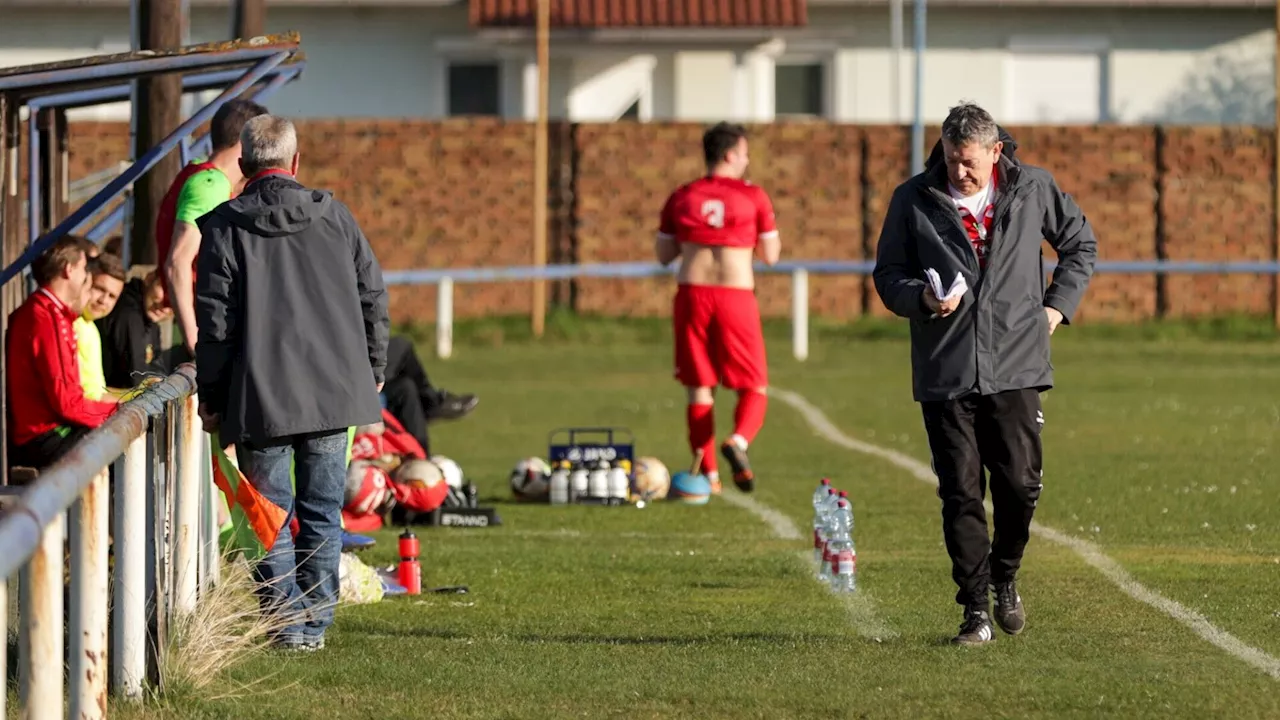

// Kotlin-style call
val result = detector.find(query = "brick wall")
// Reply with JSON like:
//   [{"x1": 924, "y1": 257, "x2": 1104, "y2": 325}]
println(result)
[{"x1": 57, "y1": 120, "x2": 1277, "y2": 324}]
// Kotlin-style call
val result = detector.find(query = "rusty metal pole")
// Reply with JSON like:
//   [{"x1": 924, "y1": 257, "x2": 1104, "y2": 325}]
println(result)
[
  {"x1": 173, "y1": 393, "x2": 201, "y2": 613},
  {"x1": 70, "y1": 469, "x2": 110, "y2": 720},
  {"x1": 531, "y1": 0, "x2": 550, "y2": 337},
  {"x1": 19, "y1": 513, "x2": 64, "y2": 719},
  {"x1": 113, "y1": 433, "x2": 148, "y2": 698}
]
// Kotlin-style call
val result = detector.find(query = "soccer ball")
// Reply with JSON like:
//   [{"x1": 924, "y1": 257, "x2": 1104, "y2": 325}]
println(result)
[
  {"x1": 431, "y1": 455, "x2": 464, "y2": 489},
  {"x1": 510, "y1": 457, "x2": 552, "y2": 501},
  {"x1": 393, "y1": 458, "x2": 445, "y2": 490},
  {"x1": 631, "y1": 457, "x2": 671, "y2": 501},
  {"x1": 344, "y1": 460, "x2": 395, "y2": 516}
]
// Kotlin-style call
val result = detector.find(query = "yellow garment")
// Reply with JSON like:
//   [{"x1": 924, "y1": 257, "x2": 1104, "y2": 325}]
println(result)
[{"x1": 74, "y1": 314, "x2": 107, "y2": 401}]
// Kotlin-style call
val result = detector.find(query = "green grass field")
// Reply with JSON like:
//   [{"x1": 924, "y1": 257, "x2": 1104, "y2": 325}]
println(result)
[{"x1": 114, "y1": 316, "x2": 1280, "y2": 719}]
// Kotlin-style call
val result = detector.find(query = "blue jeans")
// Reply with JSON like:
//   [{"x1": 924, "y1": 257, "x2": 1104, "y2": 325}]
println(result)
[{"x1": 238, "y1": 429, "x2": 348, "y2": 643}]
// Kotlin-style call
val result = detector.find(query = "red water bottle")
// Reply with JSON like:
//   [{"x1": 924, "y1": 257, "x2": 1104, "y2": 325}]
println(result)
[{"x1": 397, "y1": 528, "x2": 422, "y2": 595}]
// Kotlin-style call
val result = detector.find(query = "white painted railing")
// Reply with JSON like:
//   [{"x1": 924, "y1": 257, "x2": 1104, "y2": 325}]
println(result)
[{"x1": 0, "y1": 364, "x2": 216, "y2": 719}]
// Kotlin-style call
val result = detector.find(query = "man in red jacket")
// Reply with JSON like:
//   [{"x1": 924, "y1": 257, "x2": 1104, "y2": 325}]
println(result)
[{"x1": 7, "y1": 235, "x2": 118, "y2": 471}]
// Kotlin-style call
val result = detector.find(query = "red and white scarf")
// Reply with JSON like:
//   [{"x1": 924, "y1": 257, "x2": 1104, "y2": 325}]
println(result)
[{"x1": 950, "y1": 170, "x2": 997, "y2": 269}]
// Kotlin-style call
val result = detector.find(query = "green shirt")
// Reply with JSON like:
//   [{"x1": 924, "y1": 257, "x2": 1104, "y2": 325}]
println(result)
[{"x1": 175, "y1": 167, "x2": 233, "y2": 225}]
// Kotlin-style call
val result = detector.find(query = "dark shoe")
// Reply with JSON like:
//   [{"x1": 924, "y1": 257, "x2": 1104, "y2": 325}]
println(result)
[
  {"x1": 951, "y1": 607, "x2": 995, "y2": 646},
  {"x1": 993, "y1": 580, "x2": 1026, "y2": 635},
  {"x1": 272, "y1": 635, "x2": 325, "y2": 652},
  {"x1": 719, "y1": 441, "x2": 754, "y2": 493},
  {"x1": 427, "y1": 392, "x2": 478, "y2": 422}
]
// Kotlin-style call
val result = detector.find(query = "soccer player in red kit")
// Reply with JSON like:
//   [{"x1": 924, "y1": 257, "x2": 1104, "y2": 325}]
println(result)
[{"x1": 656, "y1": 122, "x2": 781, "y2": 494}]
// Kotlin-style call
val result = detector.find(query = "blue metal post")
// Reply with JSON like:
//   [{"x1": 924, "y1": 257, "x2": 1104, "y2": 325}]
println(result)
[
  {"x1": 911, "y1": 0, "x2": 926, "y2": 174},
  {"x1": 27, "y1": 112, "x2": 39, "y2": 246},
  {"x1": 0, "y1": 51, "x2": 290, "y2": 286}
]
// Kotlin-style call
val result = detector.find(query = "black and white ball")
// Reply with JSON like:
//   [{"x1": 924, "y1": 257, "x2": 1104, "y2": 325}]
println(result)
[{"x1": 510, "y1": 457, "x2": 552, "y2": 501}]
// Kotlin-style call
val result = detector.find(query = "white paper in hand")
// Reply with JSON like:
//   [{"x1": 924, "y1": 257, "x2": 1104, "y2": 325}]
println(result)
[{"x1": 925, "y1": 268, "x2": 968, "y2": 302}]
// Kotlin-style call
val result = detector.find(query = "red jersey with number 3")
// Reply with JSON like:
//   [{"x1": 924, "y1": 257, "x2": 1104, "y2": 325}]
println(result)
[{"x1": 658, "y1": 176, "x2": 778, "y2": 249}]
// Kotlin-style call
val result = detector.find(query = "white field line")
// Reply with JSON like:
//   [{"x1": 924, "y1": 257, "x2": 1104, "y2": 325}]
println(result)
[
  {"x1": 719, "y1": 483, "x2": 900, "y2": 640},
  {"x1": 772, "y1": 387, "x2": 1280, "y2": 680}
]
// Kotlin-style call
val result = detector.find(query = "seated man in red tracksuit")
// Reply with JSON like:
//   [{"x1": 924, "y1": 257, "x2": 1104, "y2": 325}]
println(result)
[{"x1": 7, "y1": 235, "x2": 118, "y2": 471}]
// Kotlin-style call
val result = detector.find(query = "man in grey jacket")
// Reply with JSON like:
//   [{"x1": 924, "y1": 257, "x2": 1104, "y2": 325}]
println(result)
[
  {"x1": 873, "y1": 102, "x2": 1097, "y2": 646},
  {"x1": 195, "y1": 114, "x2": 390, "y2": 651}
]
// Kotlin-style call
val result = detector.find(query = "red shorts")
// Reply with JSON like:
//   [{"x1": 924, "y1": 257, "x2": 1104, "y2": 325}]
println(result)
[{"x1": 673, "y1": 284, "x2": 767, "y2": 390}]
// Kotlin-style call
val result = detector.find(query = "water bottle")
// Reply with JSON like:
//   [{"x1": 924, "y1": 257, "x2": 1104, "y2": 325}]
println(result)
[
  {"x1": 828, "y1": 500, "x2": 857, "y2": 593},
  {"x1": 811, "y1": 478, "x2": 832, "y2": 565},
  {"x1": 818, "y1": 488, "x2": 840, "y2": 581},
  {"x1": 569, "y1": 462, "x2": 590, "y2": 502},
  {"x1": 397, "y1": 528, "x2": 422, "y2": 595},
  {"x1": 549, "y1": 461, "x2": 571, "y2": 505},
  {"x1": 607, "y1": 460, "x2": 631, "y2": 504},
  {"x1": 588, "y1": 460, "x2": 610, "y2": 499},
  {"x1": 838, "y1": 490, "x2": 854, "y2": 533}
]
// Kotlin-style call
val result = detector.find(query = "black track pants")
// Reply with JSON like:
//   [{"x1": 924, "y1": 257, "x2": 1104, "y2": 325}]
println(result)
[{"x1": 920, "y1": 388, "x2": 1044, "y2": 610}]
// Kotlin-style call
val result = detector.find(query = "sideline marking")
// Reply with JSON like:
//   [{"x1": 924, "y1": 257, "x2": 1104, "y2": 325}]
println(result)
[{"x1": 773, "y1": 387, "x2": 1280, "y2": 680}]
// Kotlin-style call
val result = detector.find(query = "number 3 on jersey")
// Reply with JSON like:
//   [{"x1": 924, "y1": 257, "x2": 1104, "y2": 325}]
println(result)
[{"x1": 701, "y1": 199, "x2": 725, "y2": 229}]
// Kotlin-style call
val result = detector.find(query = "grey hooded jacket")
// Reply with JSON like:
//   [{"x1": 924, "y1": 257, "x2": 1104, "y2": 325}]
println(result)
[
  {"x1": 872, "y1": 138, "x2": 1097, "y2": 403},
  {"x1": 195, "y1": 175, "x2": 390, "y2": 446}
]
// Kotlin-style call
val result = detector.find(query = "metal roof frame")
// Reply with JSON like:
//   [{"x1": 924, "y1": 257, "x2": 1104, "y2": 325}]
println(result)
[{"x1": 0, "y1": 32, "x2": 305, "y2": 287}]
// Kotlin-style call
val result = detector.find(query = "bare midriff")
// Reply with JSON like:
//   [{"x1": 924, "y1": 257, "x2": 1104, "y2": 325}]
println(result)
[{"x1": 677, "y1": 243, "x2": 756, "y2": 289}]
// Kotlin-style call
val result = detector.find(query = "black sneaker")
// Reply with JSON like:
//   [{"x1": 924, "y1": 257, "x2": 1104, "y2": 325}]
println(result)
[
  {"x1": 272, "y1": 635, "x2": 325, "y2": 653},
  {"x1": 993, "y1": 580, "x2": 1026, "y2": 635},
  {"x1": 951, "y1": 608, "x2": 995, "y2": 646},
  {"x1": 427, "y1": 392, "x2": 478, "y2": 422},
  {"x1": 719, "y1": 441, "x2": 754, "y2": 493}
]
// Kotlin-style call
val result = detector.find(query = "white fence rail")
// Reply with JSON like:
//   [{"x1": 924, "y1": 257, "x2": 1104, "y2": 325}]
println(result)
[
  {"x1": 0, "y1": 364, "x2": 215, "y2": 719},
  {"x1": 383, "y1": 259, "x2": 1280, "y2": 362}
]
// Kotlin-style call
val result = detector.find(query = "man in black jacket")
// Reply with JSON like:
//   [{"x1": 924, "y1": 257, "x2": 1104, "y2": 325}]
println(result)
[
  {"x1": 98, "y1": 271, "x2": 174, "y2": 389},
  {"x1": 873, "y1": 102, "x2": 1097, "y2": 646},
  {"x1": 195, "y1": 114, "x2": 390, "y2": 651}
]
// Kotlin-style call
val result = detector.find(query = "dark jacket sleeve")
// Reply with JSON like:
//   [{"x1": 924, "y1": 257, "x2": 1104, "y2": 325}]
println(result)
[
  {"x1": 339, "y1": 203, "x2": 390, "y2": 385},
  {"x1": 1040, "y1": 175, "x2": 1098, "y2": 324},
  {"x1": 97, "y1": 308, "x2": 150, "y2": 387},
  {"x1": 194, "y1": 219, "x2": 240, "y2": 412},
  {"x1": 873, "y1": 186, "x2": 933, "y2": 321}
]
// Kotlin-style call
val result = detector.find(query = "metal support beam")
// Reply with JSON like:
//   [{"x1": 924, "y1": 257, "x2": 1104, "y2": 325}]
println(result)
[
  {"x1": 0, "y1": 52, "x2": 290, "y2": 287},
  {"x1": 0, "y1": 33, "x2": 300, "y2": 94},
  {"x1": 80, "y1": 64, "x2": 302, "y2": 241},
  {"x1": 911, "y1": 0, "x2": 926, "y2": 174}
]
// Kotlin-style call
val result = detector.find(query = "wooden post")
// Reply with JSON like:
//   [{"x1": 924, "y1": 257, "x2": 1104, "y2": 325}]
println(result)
[
  {"x1": 531, "y1": 0, "x2": 550, "y2": 337},
  {"x1": 1274, "y1": 0, "x2": 1279, "y2": 329},
  {"x1": 132, "y1": 0, "x2": 185, "y2": 266},
  {"x1": 231, "y1": 0, "x2": 267, "y2": 39}
]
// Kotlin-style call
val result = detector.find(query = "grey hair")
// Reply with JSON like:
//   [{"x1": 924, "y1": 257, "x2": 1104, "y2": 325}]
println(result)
[
  {"x1": 941, "y1": 102, "x2": 1000, "y2": 149},
  {"x1": 240, "y1": 114, "x2": 297, "y2": 175}
]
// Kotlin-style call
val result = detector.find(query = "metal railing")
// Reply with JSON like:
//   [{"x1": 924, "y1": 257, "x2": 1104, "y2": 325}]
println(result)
[
  {"x1": 0, "y1": 364, "x2": 217, "y2": 719},
  {"x1": 384, "y1": 259, "x2": 1280, "y2": 363}
]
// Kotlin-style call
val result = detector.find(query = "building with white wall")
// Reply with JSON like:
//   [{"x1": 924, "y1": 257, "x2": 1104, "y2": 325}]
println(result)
[{"x1": 0, "y1": 0, "x2": 1274, "y2": 125}]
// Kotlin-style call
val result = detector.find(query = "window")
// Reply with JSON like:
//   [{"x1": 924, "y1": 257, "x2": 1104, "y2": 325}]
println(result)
[
  {"x1": 448, "y1": 63, "x2": 501, "y2": 116},
  {"x1": 775, "y1": 63, "x2": 825, "y2": 117},
  {"x1": 1005, "y1": 36, "x2": 1108, "y2": 124}
]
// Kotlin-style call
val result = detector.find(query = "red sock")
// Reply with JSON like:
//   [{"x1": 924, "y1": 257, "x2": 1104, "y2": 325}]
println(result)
[
  {"x1": 687, "y1": 403, "x2": 717, "y2": 476},
  {"x1": 733, "y1": 390, "x2": 768, "y2": 445}
]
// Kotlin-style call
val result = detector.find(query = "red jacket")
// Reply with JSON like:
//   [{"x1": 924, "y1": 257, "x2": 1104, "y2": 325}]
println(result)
[{"x1": 6, "y1": 288, "x2": 117, "y2": 446}]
